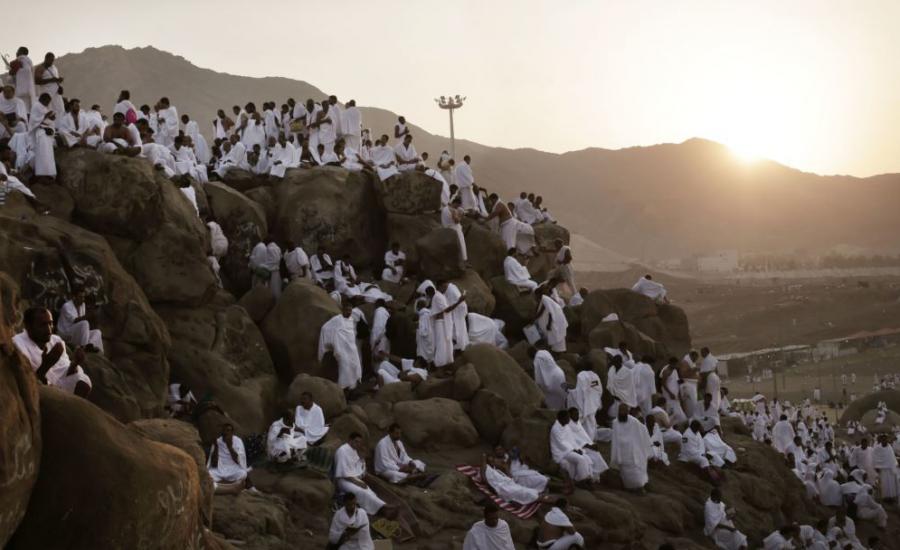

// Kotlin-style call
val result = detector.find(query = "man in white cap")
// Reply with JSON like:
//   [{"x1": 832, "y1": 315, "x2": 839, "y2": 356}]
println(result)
[{"x1": 537, "y1": 500, "x2": 584, "y2": 550}]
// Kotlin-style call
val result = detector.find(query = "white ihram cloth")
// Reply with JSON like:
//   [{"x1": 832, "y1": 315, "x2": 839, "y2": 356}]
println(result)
[
  {"x1": 57, "y1": 110, "x2": 96, "y2": 147},
  {"x1": 266, "y1": 418, "x2": 307, "y2": 462},
  {"x1": 607, "y1": 365, "x2": 638, "y2": 414},
  {"x1": 444, "y1": 283, "x2": 469, "y2": 351},
  {"x1": 550, "y1": 421, "x2": 605, "y2": 482},
  {"x1": 294, "y1": 403, "x2": 329, "y2": 444},
  {"x1": 567, "y1": 371, "x2": 603, "y2": 437},
  {"x1": 440, "y1": 205, "x2": 468, "y2": 261},
  {"x1": 503, "y1": 255, "x2": 537, "y2": 291},
  {"x1": 678, "y1": 428, "x2": 710, "y2": 468},
  {"x1": 377, "y1": 358, "x2": 428, "y2": 386},
  {"x1": 500, "y1": 217, "x2": 536, "y2": 254},
  {"x1": 268, "y1": 142, "x2": 298, "y2": 178},
  {"x1": 649, "y1": 424, "x2": 671, "y2": 465},
  {"x1": 328, "y1": 506, "x2": 374, "y2": 550},
  {"x1": 341, "y1": 106, "x2": 362, "y2": 150},
  {"x1": 207, "y1": 221, "x2": 229, "y2": 258},
  {"x1": 334, "y1": 260, "x2": 361, "y2": 297},
  {"x1": 872, "y1": 444, "x2": 899, "y2": 500},
  {"x1": 633, "y1": 361, "x2": 657, "y2": 414},
  {"x1": 533, "y1": 350, "x2": 567, "y2": 410},
  {"x1": 430, "y1": 291, "x2": 454, "y2": 367},
  {"x1": 334, "y1": 443, "x2": 386, "y2": 515},
  {"x1": 704, "y1": 498, "x2": 748, "y2": 550},
  {"x1": 174, "y1": 146, "x2": 208, "y2": 183},
  {"x1": 310, "y1": 253, "x2": 334, "y2": 284},
  {"x1": 463, "y1": 519, "x2": 515, "y2": 550},
  {"x1": 538, "y1": 508, "x2": 584, "y2": 550},
  {"x1": 537, "y1": 294, "x2": 568, "y2": 352},
  {"x1": 703, "y1": 430, "x2": 737, "y2": 465},
  {"x1": 284, "y1": 247, "x2": 310, "y2": 280},
  {"x1": 416, "y1": 306, "x2": 435, "y2": 362},
  {"x1": 370, "y1": 306, "x2": 390, "y2": 355},
  {"x1": 854, "y1": 487, "x2": 888, "y2": 528},
  {"x1": 632, "y1": 277, "x2": 667, "y2": 301},
  {"x1": 610, "y1": 415, "x2": 652, "y2": 489},
  {"x1": 772, "y1": 420, "x2": 795, "y2": 454},
  {"x1": 155, "y1": 106, "x2": 179, "y2": 147},
  {"x1": 36, "y1": 64, "x2": 64, "y2": 116},
  {"x1": 207, "y1": 436, "x2": 249, "y2": 485},
  {"x1": 570, "y1": 421, "x2": 609, "y2": 476},
  {"x1": 394, "y1": 142, "x2": 419, "y2": 171},
  {"x1": 319, "y1": 315, "x2": 362, "y2": 390},
  {"x1": 485, "y1": 465, "x2": 540, "y2": 504},
  {"x1": 371, "y1": 144, "x2": 399, "y2": 181},
  {"x1": 184, "y1": 120, "x2": 210, "y2": 164},
  {"x1": 13, "y1": 331, "x2": 91, "y2": 393},
  {"x1": 453, "y1": 161, "x2": 477, "y2": 210},
  {"x1": 699, "y1": 354, "x2": 718, "y2": 374},
  {"x1": 467, "y1": 313, "x2": 508, "y2": 348},
  {"x1": 382, "y1": 250, "x2": 405, "y2": 283},
  {"x1": 57, "y1": 300, "x2": 103, "y2": 352},
  {"x1": 374, "y1": 435, "x2": 425, "y2": 483},
  {"x1": 28, "y1": 102, "x2": 56, "y2": 177},
  {"x1": 13, "y1": 55, "x2": 35, "y2": 106}
]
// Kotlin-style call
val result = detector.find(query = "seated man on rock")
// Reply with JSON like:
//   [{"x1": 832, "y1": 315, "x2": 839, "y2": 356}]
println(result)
[
  {"x1": 310, "y1": 246, "x2": 335, "y2": 289},
  {"x1": 550, "y1": 409, "x2": 607, "y2": 493},
  {"x1": 631, "y1": 274, "x2": 668, "y2": 304},
  {"x1": 166, "y1": 382, "x2": 197, "y2": 418},
  {"x1": 482, "y1": 447, "x2": 550, "y2": 506},
  {"x1": 328, "y1": 492, "x2": 374, "y2": 550},
  {"x1": 537, "y1": 499, "x2": 585, "y2": 550},
  {"x1": 678, "y1": 420, "x2": 714, "y2": 476},
  {"x1": 375, "y1": 351, "x2": 428, "y2": 388},
  {"x1": 374, "y1": 423, "x2": 426, "y2": 484},
  {"x1": 97, "y1": 111, "x2": 141, "y2": 156},
  {"x1": 294, "y1": 391, "x2": 330, "y2": 446},
  {"x1": 267, "y1": 409, "x2": 307, "y2": 464},
  {"x1": 463, "y1": 502, "x2": 515, "y2": 550},
  {"x1": 503, "y1": 248, "x2": 538, "y2": 293},
  {"x1": 704, "y1": 487, "x2": 748, "y2": 550},
  {"x1": 381, "y1": 242, "x2": 406, "y2": 284},
  {"x1": 13, "y1": 306, "x2": 92, "y2": 397},
  {"x1": 207, "y1": 423, "x2": 254, "y2": 491},
  {"x1": 56, "y1": 286, "x2": 103, "y2": 353},
  {"x1": 334, "y1": 432, "x2": 392, "y2": 516}
]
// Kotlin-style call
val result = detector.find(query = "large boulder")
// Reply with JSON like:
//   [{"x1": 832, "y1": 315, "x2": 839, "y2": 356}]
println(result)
[
  {"x1": 221, "y1": 169, "x2": 265, "y2": 193},
  {"x1": 532, "y1": 222, "x2": 570, "y2": 250},
  {"x1": 393, "y1": 398, "x2": 479, "y2": 449},
  {"x1": 157, "y1": 303, "x2": 278, "y2": 433},
  {"x1": 490, "y1": 276, "x2": 538, "y2": 337},
  {"x1": 285, "y1": 374, "x2": 347, "y2": 419},
  {"x1": 840, "y1": 390, "x2": 900, "y2": 425},
  {"x1": 385, "y1": 213, "x2": 441, "y2": 275},
  {"x1": 0, "y1": 275, "x2": 41, "y2": 546},
  {"x1": 8, "y1": 388, "x2": 205, "y2": 549},
  {"x1": 450, "y1": 269, "x2": 495, "y2": 316},
  {"x1": 581, "y1": 289, "x2": 691, "y2": 355},
  {"x1": 415, "y1": 228, "x2": 465, "y2": 280},
  {"x1": 270, "y1": 167, "x2": 386, "y2": 268},
  {"x1": 260, "y1": 280, "x2": 341, "y2": 382},
  {"x1": 462, "y1": 344, "x2": 542, "y2": 416},
  {"x1": 469, "y1": 389, "x2": 513, "y2": 444},
  {"x1": 0, "y1": 214, "x2": 170, "y2": 420},
  {"x1": 204, "y1": 181, "x2": 268, "y2": 296},
  {"x1": 374, "y1": 171, "x2": 443, "y2": 214},
  {"x1": 56, "y1": 149, "x2": 217, "y2": 305},
  {"x1": 129, "y1": 419, "x2": 214, "y2": 523},
  {"x1": 212, "y1": 492, "x2": 296, "y2": 550},
  {"x1": 462, "y1": 219, "x2": 507, "y2": 281},
  {"x1": 500, "y1": 409, "x2": 557, "y2": 471}
]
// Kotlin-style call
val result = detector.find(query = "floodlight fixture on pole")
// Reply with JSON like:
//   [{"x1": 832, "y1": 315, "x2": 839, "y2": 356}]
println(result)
[{"x1": 435, "y1": 95, "x2": 466, "y2": 159}]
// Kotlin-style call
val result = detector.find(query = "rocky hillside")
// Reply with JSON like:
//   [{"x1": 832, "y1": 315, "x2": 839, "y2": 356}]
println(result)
[
  {"x1": 56, "y1": 45, "x2": 900, "y2": 261},
  {"x1": 1, "y1": 152, "x2": 887, "y2": 549}
]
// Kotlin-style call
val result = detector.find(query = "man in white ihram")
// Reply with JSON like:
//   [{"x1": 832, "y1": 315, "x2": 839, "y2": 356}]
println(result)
[
  {"x1": 704, "y1": 487, "x2": 748, "y2": 549},
  {"x1": 14, "y1": 306, "x2": 92, "y2": 397},
  {"x1": 503, "y1": 249, "x2": 537, "y2": 292},
  {"x1": 207, "y1": 423, "x2": 252, "y2": 489},
  {"x1": 266, "y1": 409, "x2": 307, "y2": 463},
  {"x1": 453, "y1": 155, "x2": 478, "y2": 211},
  {"x1": 632, "y1": 274, "x2": 668, "y2": 303},
  {"x1": 610, "y1": 403, "x2": 653, "y2": 492},
  {"x1": 328, "y1": 493, "x2": 374, "y2": 550},
  {"x1": 334, "y1": 432, "x2": 387, "y2": 516},
  {"x1": 463, "y1": 503, "x2": 515, "y2": 550},
  {"x1": 56, "y1": 287, "x2": 103, "y2": 353},
  {"x1": 319, "y1": 301, "x2": 363, "y2": 392},
  {"x1": 550, "y1": 410, "x2": 605, "y2": 491},
  {"x1": 374, "y1": 423, "x2": 426, "y2": 484},
  {"x1": 530, "y1": 346, "x2": 567, "y2": 409},
  {"x1": 294, "y1": 391, "x2": 329, "y2": 445}
]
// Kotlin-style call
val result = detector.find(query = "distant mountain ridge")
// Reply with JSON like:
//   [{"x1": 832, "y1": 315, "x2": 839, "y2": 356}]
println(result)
[{"x1": 57, "y1": 45, "x2": 900, "y2": 262}]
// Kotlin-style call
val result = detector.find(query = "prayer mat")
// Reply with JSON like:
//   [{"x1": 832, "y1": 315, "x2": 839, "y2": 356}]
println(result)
[{"x1": 455, "y1": 465, "x2": 542, "y2": 519}]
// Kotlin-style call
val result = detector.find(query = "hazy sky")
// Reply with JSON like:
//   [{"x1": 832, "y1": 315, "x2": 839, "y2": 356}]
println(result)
[{"x1": 7, "y1": 0, "x2": 900, "y2": 176}]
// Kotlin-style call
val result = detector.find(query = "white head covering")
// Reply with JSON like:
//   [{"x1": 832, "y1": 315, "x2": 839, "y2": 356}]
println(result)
[{"x1": 544, "y1": 507, "x2": 572, "y2": 528}]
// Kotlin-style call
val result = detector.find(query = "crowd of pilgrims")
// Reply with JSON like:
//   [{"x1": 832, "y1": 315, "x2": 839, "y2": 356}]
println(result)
[{"x1": 4, "y1": 47, "x2": 897, "y2": 550}]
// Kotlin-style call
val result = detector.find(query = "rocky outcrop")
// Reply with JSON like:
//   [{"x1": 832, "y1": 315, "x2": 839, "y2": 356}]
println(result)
[
  {"x1": 0, "y1": 275, "x2": 41, "y2": 547},
  {"x1": 260, "y1": 280, "x2": 340, "y2": 383},
  {"x1": 205, "y1": 181, "x2": 268, "y2": 296},
  {"x1": 56, "y1": 149, "x2": 217, "y2": 306},
  {"x1": 8, "y1": 388, "x2": 205, "y2": 550},
  {"x1": 0, "y1": 212, "x2": 170, "y2": 420}
]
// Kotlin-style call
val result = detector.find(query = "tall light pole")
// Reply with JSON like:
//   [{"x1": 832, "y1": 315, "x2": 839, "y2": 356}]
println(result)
[{"x1": 435, "y1": 95, "x2": 466, "y2": 158}]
